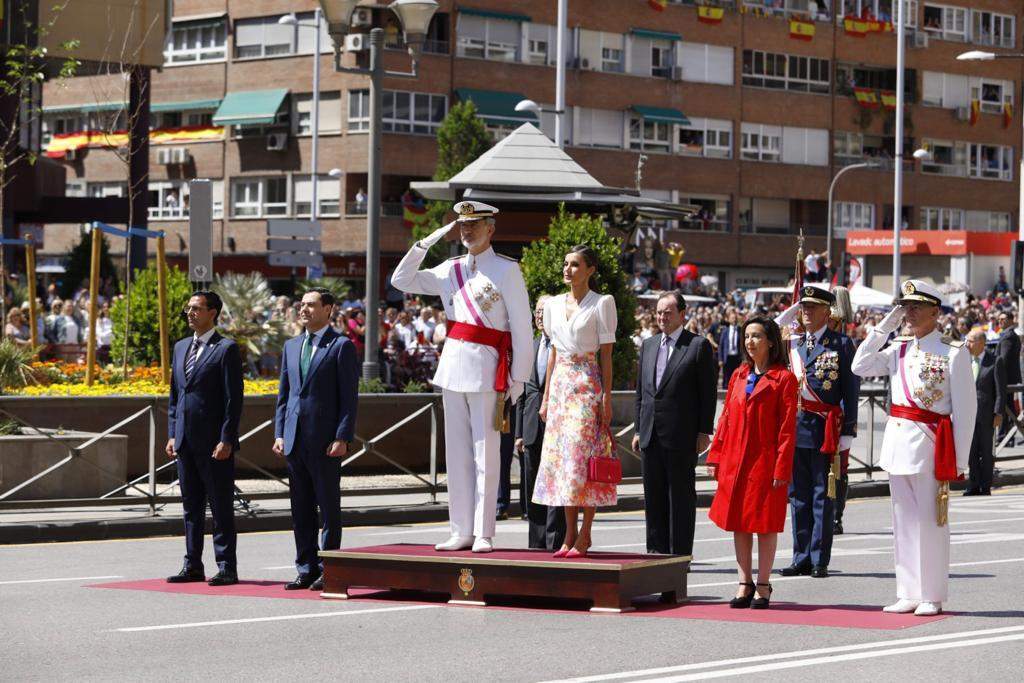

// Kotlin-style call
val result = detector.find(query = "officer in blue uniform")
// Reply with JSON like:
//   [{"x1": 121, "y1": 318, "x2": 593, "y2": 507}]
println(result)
[{"x1": 778, "y1": 284, "x2": 860, "y2": 578}]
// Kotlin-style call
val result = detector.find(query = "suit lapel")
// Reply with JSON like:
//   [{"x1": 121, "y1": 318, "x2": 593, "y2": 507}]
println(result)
[
  {"x1": 174, "y1": 339, "x2": 187, "y2": 388},
  {"x1": 647, "y1": 334, "x2": 661, "y2": 393},
  {"x1": 300, "y1": 328, "x2": 337, "y2": 391},
  {"x1": 185, "y1": 332, "x2": 220, "y2": 387},
  {"x1": 804, "y1": 332, "x2": 828, "y2": 366}
]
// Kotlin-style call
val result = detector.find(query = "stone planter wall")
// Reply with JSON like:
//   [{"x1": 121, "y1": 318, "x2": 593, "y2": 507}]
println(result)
[{"x1": 0, "y1": 430, "x2": 128, "y2": 500}]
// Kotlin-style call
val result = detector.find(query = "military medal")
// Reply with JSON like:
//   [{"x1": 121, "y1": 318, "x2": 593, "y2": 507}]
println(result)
[{"x1": 913, "y1": 351, "x2": 947, "y2": 409}]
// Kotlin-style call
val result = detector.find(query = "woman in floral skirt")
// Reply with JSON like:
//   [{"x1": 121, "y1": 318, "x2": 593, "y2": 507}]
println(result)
[{"x1": 534, "y1": 245, "x2": 618, "y2": 558}]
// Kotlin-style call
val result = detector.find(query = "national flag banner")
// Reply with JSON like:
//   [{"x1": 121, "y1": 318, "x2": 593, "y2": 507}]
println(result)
[
  {"x1": 46, "y1": 126, "x2": 225, "y2": 158},
  {"x1": 402, "y1": 194, "x2": 429, "y2": 230},
  {"x1": 970, "y1": 99, "x2": 980, "y2": 126},
  {"x1": 853, "y1": 87, "x2": 880, "y2": 109},
  {"x1": 697, "y1": 6, "x2": 724, "y2": 24},
  {"x1": 150, "y1": 125, "x2": 225, "y2": 145},
  {"x1": 648, "y1": 0, "x2": 668, "y2": 11},
  {"x1": 880, "y1": 90, "x2": 897, "y2": 110},
  {"x1": 789, "y1": 19, "x2": 815, "y2": 41},
  {"x1": 1004, "y1": 102, "x2": 1013, "y2": 129},
  {"x1": 843, "y1": 16, "x2": 869, "y2": 36}
]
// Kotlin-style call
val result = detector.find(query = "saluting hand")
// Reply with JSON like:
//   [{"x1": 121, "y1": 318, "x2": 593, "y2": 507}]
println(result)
[
  {"x1": 327, "y1": 440, "x2": 348, "y2": 458},
  {"x1": 212, "y1": 442, "x2": 232, "y2": 461}
]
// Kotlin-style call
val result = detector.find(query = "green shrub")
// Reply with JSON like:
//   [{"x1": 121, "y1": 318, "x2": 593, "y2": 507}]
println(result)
[
  {"x1": 60, "y1": 231, "x2": 119, "y2": 300},
  {"x1": 110, "y1": 263, "x2": 191, "y2": 365},
  {"x1": 403, "y1": 380, "x2": 428, "y2": 393},
  {"x1": 0, "y1": 338, "x2": 37, "y2": 394},
  {"x1": 358, "y1": 377, "x2": 388, "y2": 394}
]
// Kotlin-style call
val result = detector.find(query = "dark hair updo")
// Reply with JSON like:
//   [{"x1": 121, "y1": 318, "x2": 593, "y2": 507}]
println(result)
[{"x1": 567, "y1": 244, "x2": 600, "y2": 291}]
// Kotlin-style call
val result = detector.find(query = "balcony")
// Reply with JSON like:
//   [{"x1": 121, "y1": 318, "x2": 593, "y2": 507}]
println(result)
[{"x1": 345, "y1": 202, "x2": 404, "y2": 217}]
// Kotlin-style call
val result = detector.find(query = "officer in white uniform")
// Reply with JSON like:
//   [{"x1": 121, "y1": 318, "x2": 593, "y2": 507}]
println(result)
[
  {"x1": 851, "y1": 280, "x2": 976, "y2": 616},
  {"x1": 391, "y1": 201, "x2": 533, "y2": 553}
]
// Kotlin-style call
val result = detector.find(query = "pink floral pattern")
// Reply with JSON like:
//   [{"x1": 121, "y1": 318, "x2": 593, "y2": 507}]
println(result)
[{"x1": 532, "y1": 353, "x2": 617, "y2": 507}]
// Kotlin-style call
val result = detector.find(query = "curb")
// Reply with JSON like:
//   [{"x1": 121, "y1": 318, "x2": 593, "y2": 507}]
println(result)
[{"x1": 3, "y1": 471, "x2": 1023, "y2": 546}]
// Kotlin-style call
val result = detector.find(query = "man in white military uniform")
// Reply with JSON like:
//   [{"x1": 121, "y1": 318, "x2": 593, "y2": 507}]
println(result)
[
  {"x1": 851, "y1": 280, "x2": 976, "y2": 616},
  {"x1": 392, "y1": 201, "x2": 533, "y2": 553}
]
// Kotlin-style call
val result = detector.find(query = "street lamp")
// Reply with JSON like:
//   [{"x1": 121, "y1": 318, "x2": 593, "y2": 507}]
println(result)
[
  {"x1": 826, "y1": 162, "x2": 881, "y2": 263},
  {"x1": 514, "y1": 99, "x2": 566, "y2": 144},
  {"x1": 957, "y1": 49, "x2": 1024, "y2": 337},
  {"x1": 318, "y1": 0, "x2": 439, "y2": 380}
]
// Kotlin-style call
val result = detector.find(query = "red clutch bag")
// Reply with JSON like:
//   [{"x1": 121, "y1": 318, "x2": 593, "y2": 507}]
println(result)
[{"x1": 587, "y1": 427, "x2": 622, "y2": 484}]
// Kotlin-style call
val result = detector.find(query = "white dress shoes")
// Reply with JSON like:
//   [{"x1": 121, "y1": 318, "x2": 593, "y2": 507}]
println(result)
[
  {"x1": 915, "y1": 601, "x2": 942, "y2": 616},
  {"x1": 434, "y1": 535, "x2": 474, "y2": 551},
  {"x1": 882, "y1": 599, "x2": 920, "y2": 613},
  {"x1": 471, "y1": 537, "x2": 493, "y2": 553}
]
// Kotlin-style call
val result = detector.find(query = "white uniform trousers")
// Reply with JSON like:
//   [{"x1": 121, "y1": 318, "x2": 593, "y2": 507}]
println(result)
[
  {"x1": 442, "y1": 389, "x2": 499, "y2": 539},
  {"x1": 890, "y1": 471, "x2": 950, "y2": 603}
]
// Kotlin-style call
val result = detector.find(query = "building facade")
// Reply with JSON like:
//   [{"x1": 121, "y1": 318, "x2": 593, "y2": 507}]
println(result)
[{"x1": 39, "y1": 0, "x2": 1023, "y2": 292}]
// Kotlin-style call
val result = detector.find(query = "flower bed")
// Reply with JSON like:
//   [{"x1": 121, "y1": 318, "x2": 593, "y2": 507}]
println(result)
[{"x1": 9, "y1": 362, "x2": 278, "y2": 397}]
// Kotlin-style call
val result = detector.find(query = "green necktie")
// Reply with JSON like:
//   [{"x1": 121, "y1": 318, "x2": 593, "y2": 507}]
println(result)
[
  {"x1": 972, "y1": 357, "x2": 980, "y2": 381},
  {"x1": 300, "y1": 332, "x2": 314, "y2": 382}
]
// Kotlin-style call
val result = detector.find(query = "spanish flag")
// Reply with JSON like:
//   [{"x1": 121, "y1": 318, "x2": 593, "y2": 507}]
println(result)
[
  {"x1": 697, "y1": 6, "x2": 724, "y2": 24},
  {"x1": 45, "y1": 126, "x2": 225, "y2": 158},
  {"x1": 790, "y1": 19, "x2": 815, "y2": 41},
  {"x1": 853, "y1": 87, "x2": 879, "y2": 109},
  {"x1": 843, "y1": 16, "x2": 869, "y2": 37},
  {"x1": 880, "y1": 90, "x2": 897, "y2": 110},
  {"x1": 1004, "y1": 102, "x2": 1013, "y2": 129},
  {"x1": 648, "y1": 0, "x2": 668, "y2": 10},
  {"x1": 402, "y1": 194, "x2": 428, "y2": 230},
  {"x1": 970, "y1": 99, "x2": 980, "y2": 126}
]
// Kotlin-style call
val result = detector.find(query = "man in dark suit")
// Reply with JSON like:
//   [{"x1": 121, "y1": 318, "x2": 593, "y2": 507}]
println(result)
[
  {"x1": 633, "y1": 291, "x2": 717, "y2": 557},
  {"x1": 274, "y1": 288, "x2": 359, "y2": 591},
  {"x1": 995, "y1": 312, "x2": 1020, "y2": 441},
  {"x1": 514, "y1": 295, "x2": 565, "y2": 549},
  {"x1": 965, "y1": 329, "x2": 1006, "y2": 495},
  {"x1": 166, "y1": 291, "x2": 244, "y2": 586},
  {"x1": 717, "y1": 309, "x2": 742, "y2": 389}
]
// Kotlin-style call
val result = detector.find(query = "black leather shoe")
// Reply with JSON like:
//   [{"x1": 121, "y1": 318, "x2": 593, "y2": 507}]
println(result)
[
  {"x1": 309, "y1": 576, "x2": 324, "y2": 591},
  {"x1": 207, "y1": 571, "x2": 238, "y2": 586},
  {"x1": 729, "y1": 582, "x2": 755, "y2": 609},
  {"x1": 962, "y1": 488, "x2": 980, "y2": 496},
  {"x1": 750, "y1": 582, "x2": 773, "y2": 610},
  {"x1": 285, "y1": 574, "x2": 318, "y2": 590},
  {"x1": 496, "y1": 510, "x2": 509, "y2": 521},
  {"x1": 779, "y1": 564, "x2": 812, "y2": 577},
  {"x1": 833, "y1": 520, "x2": 844, "y2": 535},
  {"x1": 166, "y1": 567, "x2": 205, "y2": 583},
  {"x1": 811, "y1": 565, "x2": 829, "y2": 578}
]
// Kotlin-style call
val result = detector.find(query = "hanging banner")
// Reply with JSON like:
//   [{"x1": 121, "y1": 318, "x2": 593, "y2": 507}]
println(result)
[
  {"x1": 697, "y1": 6, "x2": 724, "y2": 24},
  {"x1": 843, "y1": 16, "x2": 893, "y2": 36},
  {"x1": 969, "y1": 99, "x2": 980, "y2": 126},
  {"x1": 789, "y1": 19, "x2": 815, "y2": 41},
  {"x1": 880, "y1": 90, "x2": 897, "y2": 110},
  {"x1": 45, "y1": 126, "x2": 224, "y2": 158},
  {"x1": 853, "y1": 87, "x2": 880, "y2": 109}
]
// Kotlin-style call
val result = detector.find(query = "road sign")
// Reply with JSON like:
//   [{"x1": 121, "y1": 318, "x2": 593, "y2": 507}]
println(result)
[
  {"x1": 267, "y1": 238, "x2": 321, "y2": 252},
  {"x1": 188, "y1": 180, "x2": 213, "y2": 282},
  {"x1": 269, "y1": 252, "x2": 324, "y2": 268},
  {"x1": 267, "y1": 219, "x2": 321, "y2": 238}
]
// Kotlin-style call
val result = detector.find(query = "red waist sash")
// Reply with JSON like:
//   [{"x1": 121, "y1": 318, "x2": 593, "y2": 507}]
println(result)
[
  {"x1": 802, "y1": 399, "x2": 843, "y2": 455},
  {"x1": 447, "y1": 321, "x2": 512, "y2": 392},
  {"x1": 889, "y1": 404, "x2": 960, "y2": 481}
]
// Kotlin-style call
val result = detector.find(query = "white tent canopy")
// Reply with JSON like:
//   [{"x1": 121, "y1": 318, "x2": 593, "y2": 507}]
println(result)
[{"x1": 848, "y1": 284, "x2": 893, "y2": 308}]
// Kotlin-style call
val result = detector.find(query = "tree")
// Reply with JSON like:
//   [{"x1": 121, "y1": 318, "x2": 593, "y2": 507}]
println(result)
[
  {"x1": 110, "y1": 263, "x2": 190, "y2": 366},
  {"x1": 520, "y1": 206, "x2": 638, "y2": 389},
  {"x1": 59, "y1": 230, "x2": 119, "y2": 300},
  {"x1": 212, "y1": 272, "x2": 289, "y2": 370},
  {"x1": 410, "y1": 100, "x2": 492, "y2": 267}
]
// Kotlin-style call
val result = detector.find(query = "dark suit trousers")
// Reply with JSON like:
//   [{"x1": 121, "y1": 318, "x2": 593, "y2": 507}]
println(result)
[
  {"x1": 968, "y1": 421, "x2": 995, "y2": 493},
  {"x1": 721, "y1": 354, "x2": 741, "y2": 389},
  {"x1": 789, "y1": 447, "x2": 834, "y2": 568},
  {"x1": 497, "y1": 431, "x2": 516, "y2": 513},
  {"x1": 523, "y1": 442, "x2": 565, "y2": 550},
  {"x1": 176, "y1": 443, "x2": 237, "y2": 572},
  {"x1": 286, "y1": 434, "x2": 342, "y2": 577},
  {"x1": 641, "y1": 437, "x2": 697, "y2": 556}
]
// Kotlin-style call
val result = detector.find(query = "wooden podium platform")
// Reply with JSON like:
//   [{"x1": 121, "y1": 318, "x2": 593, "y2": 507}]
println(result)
[{"x1": 320, "y1": 544, "x2": 690, "y2": 612}]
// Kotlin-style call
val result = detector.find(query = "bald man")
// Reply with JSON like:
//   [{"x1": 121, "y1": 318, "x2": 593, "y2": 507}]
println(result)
[{"x1": 964, "y1": 330, "x2": 1005, "y2": 496}]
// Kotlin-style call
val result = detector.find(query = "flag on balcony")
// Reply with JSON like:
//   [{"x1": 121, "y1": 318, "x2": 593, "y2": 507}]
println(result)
[
  {"x1": 648, "y1": 0, "x2": 668, "y2": 11},
  {"x1": 880, "y1": 90, "x2": 897, "y2": 110},
  {"x1": 46, "y1": 126, "x2": 225, "y2": 158},
  {"x1": 843, "y1": 16, "x2": 869, "y2": 36},
  {"x1": 150, "y1": 125, "x2": 225, "y2": 145},
  {"x1": 1004, "y1": 102, "x2": 1013, "y2": 129},
  {"x1": 697, "y1": 6, "x2": 724, "y2": 24},
  {"x1": 853, "y1": 87, "x2": 880, "y2": 109},
  {"x1": 970, "y1": 99, "x2": 980, "y2": 126},
  {"x1": 402, "y1": 193, "x2": 428, "y2": 230},
  {"x1": 790, "y1": 19, "x2": 815, "y2": 41}
]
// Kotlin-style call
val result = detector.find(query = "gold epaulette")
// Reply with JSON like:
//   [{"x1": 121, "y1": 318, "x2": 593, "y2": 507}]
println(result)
[{"x1": 940, "y1": 335, "x2": 965, "y2": 348}]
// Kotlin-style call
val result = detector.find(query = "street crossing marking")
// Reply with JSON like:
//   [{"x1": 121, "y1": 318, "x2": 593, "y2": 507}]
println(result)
[{"x1": 112, "y1": 604, "x2": 439, "y2": 632}]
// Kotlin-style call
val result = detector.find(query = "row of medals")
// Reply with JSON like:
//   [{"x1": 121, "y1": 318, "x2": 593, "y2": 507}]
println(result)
[
  {"x1": 474, "y1": 283, "x2": 501, "y2": 312},
  {"x1": 814, "y1": 352, "x2": 840, "y2": 391},
  {"x1": 914, "y1": 351, "x2": 947, "y2": 409}
]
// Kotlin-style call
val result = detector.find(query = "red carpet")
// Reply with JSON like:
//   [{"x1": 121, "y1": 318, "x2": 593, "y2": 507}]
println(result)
[
  {"x1": 336, "y1": 544, "x2": 667, "y2": 565},
  {"x1": 87, "y1": 578, "x2": 947, "y2": 629}
]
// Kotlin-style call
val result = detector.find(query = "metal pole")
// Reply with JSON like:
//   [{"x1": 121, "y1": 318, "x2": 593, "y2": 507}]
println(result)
[
  {"x1": 827, "y1": 163, "x2": 874, "y2": 263},
  {"x1": 892, "y1": 0, "x2": 906, "y2": 298},
  {"x1": 364, "y1": 28, "x2": 384, "y2": 380},
  {"x1": 25, "y1": 241, "x2": 38, "y2": 349},
  {"x1": 311, "y1": 9, "x2": 322, "y2": 227},
  {"x1": 554, "y1": 0, "x2": 567, "y2": 148},
  {"x1": 86, "y1": 227, "x2": 101, "y2": 386},
  {"x1": 156, "y1": 235, "x2": 170, "y2": 385},
  {"x1": 1018, "y1": 97, "x2": 1024, "y2": 337}
]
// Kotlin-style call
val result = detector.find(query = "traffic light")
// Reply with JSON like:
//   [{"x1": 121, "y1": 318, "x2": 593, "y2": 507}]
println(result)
[{"x1": 1011, "y1": 241, "x2": 1024, "y2": 295}]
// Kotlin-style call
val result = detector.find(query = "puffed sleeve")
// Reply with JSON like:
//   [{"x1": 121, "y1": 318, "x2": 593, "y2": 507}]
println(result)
[{"x1": 596, "y1": 294, "x2": 617, "y2": 345}]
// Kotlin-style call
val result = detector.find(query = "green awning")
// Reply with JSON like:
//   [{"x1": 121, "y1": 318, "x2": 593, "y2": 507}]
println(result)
[
  {"x1": 630, "y1": 27, "x2": 681, "y2": 41},
  {"x1": 455, "y1": 88, "x2": 537, "y2": 124},
  {"x1": 152, "y1": 98, "x2": 222, "y2": 113},
  {"x1": 459, "y1": 7, "x2": 531, "y2": 22},
  {"x1": 631, "y1": 105, "x2": 690, "y2": 126},
  {"x1": 213, "y1": 89, "x2": 289, "y2": 126},
  {"x1": 43, "y1": 102, "x2": 124, "y2": 114}
]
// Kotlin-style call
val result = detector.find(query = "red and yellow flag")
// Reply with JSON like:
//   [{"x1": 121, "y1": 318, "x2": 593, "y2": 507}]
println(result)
[
  {"x1": 648, "y1": 0, "x2": 668, "y2": 11},
  {"x1": 843, "y1": 16, "x2": 869, "y2": 36},
  {"x1": 853, "y1": 87, "x2": 879, "y2": 109},
  {"x1": 880, "y1": 90, "x2": 897, "y2": 110},
  {"x1": 970, "y1": 99, "x2": 980, "y2": 126},
  {"x1": 697, "y1": 6, "x2": 724, "y2": 24},
  {"x1": 45, "y1": 126, "x2": 224, "y2": 158},
  {"x1": 790, "y1": 19, "x2": 815, "y2": 41},
  {"x1": 1004, "y1": 102, "x2": 1013, "y2": 129}
]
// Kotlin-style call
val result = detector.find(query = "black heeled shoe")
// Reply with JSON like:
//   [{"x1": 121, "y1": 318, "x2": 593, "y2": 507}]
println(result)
[
  {"x1": 729, "y1": 582, "x2": 756, "y2": 608},
  {"x1": 751, "y1": 582, "x2": 773, "y2": 609}
]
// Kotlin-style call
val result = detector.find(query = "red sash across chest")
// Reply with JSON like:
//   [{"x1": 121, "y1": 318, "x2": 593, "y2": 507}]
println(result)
[
  {"x1": 892, "y1": 342, "x2": 960, "y2": 481},
  {"x1": 448, "y1": 261, "x2": 512, "y2": 393}
]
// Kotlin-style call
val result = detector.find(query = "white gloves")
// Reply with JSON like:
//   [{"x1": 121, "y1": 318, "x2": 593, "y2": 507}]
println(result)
[
  {"x1": 877, "y1": 305, "x2": 906, "y2": 334},
  {"x1": 775, "y1": 302, "x2": 801, "y2": 330},
  {"x1": 839, "y1": 435, "x2": 853, "y2": 452},
  {"x1": 418, "y1": 221, "x2": 457, "y2": 249},
  {"x1": 509, "y1": 381, "x2": 524, "y2": 405}
]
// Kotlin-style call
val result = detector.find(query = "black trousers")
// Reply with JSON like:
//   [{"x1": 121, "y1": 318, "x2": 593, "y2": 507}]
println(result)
[
  {"x1": 286, "y1": 435, "x2": 342, "y2": 578},
  {"x1": 968, "y1": 422, "x2": 995, "y2": 493},
  {"x1": 641, "y1": 437, "x2": 697, "y2": 556},
  {"x1": 721, "y1": 354, "x2": 741, "y2": 389},
  {"x1": 176, "y1": 442, "x2": 237, "y2": 573},
  {"x1": 523, "y1": 441, "x2": 565, "y2": 550},
  {"x1": 497, "y1": 430, "x2": 517, "y2": 514}
]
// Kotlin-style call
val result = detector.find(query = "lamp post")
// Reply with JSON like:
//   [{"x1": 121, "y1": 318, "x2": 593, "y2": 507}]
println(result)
[
  {"x1": 318, "y1": 0, "x2": 439, "y2": 380},
  {"x1": 892, "y1": 0, "x2": 907, "y2": 300},
  {"x1": 957, "y1": 49, "x2": 1024, "y2": 336},
  {"x1": 826, "y1": 162, "x2": 880, "y2": 264},
  {"x1": 513, "y1": 99, "x2": 565, "y2": 144}
]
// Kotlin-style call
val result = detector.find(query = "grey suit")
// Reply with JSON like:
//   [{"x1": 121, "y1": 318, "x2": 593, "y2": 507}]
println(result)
[{"x1": 967, "y1": 349, "x2": 1006, "y2": 494}]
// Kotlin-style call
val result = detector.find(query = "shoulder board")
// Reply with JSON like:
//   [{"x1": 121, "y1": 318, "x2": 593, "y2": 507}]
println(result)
[
  {"x1": 894, "y1": 335, "x2": 914, "y2": 342},
  {"x1": 445, "y1": 255, "x2": 462, "y2": 262},
  {"x1": 495, "y1": 253, "x2": 518, "y2": 262},
  {"x1": 941, "y1": 335, "x2": 965, "y2": 348}
]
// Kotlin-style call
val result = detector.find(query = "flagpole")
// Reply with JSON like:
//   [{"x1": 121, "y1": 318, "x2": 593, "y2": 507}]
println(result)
[{"x1": 892, "y1": 0, "x2": 906, "y2": 298}]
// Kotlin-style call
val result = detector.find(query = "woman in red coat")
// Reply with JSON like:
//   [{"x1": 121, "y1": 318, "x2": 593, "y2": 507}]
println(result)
[{"x1": 707, "y1": 316, "x2": 797, "y2": 609}]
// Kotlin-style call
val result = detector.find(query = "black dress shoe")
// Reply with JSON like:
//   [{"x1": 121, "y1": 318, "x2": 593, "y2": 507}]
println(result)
[
  {"x1": 962, "y1": 488, "x2": 980, "y2": 496},
  {"x1": 166, "y1": 567, "x2": 205, "y2": 583},
  {"x1": 207, "y1": 571, "x2": 238, "y2": 586},
  {"x1": 729, "y1": 582, "x2": 755, "y2": 608},
  {"x1": 811, "y1": 565, "x2": 829, "y2": 578},
  {"x1": 833, "y1": 520, "x2": 844, "y2": 535},
  {"x1": 496, "y1": 510, "x2": 509, "y2": 521},
  {"x1": 309, "y1": 576, "x2": 324, "y2": 591},
  {"x1": 779, "y1": 564, "x2": 812, "y2": 577},
  {"x1": 750, "y1": 582, "x2": 773, "y2": 610},
  {"x1": 285, "y1": 574, "x2": 318, "y2": 590}
]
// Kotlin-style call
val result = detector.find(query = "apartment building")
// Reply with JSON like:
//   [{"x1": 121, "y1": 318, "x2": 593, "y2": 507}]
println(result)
[{"x1": 39, "y1": 0, "x2": 1024, "y2": 292}]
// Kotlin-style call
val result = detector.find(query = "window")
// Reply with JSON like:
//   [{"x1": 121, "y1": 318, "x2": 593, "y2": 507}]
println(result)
[
  {"x1": 347, "y1": 90, "x2": 447, "y2": 134},
  {"x1": 834, "y1": 131, "x2": 864, "y2": 163},
  {"x1": 601, "y1": 47, "x2": 623, "y2": 73},
  {"x1": 741, "y1": 197, "x2": 791, "y2": 234},
  {"x1": 456, "y1": 13, "x2": 520, "y2": 61},
  {"x1": 164, "y1": 18, "x2": 226, "y2": 64},
  {"x1": 679, "y1": 195, "x2": 731, "y2": 232},
  {"x1": 573, "y1": 108, "x2": 624, "y2": 148},
  {"x1": 523, "y1": 22, "x2": 554, "y2": 66},
  {"x1": 923, "y1": 4, "x2": 967, "y2": 42},
  {"x1": 677, "y1": 118, "x2": 732, "y2": 158},
  {"x1": 743, "y1": 50, "x2": 829, "y2": 94},
  {"x1": 629, "y1": 116, "x2": 671, "y2": 152},
  {"x1": 577, "y1": 29, "x2": 625, "y2": 73},
  {"x1": 87, "y1": 182, "x2": 127, "y2": 198},
  {"x1": 834, "y1": 202, "x2": 874, "y2": 233},
  {"x1": 538, "y1": 104, "x2": 573, "y2": 146},
  {"x1": 292, "y1": 92, "x2": 343, "y2": 135},
  {"x1": 965, "y1": 210, "x2": 1011, "y2": 232},
  {"x1": 293, "y1": 175, "x2": 341, "y2": 217},
  {"x1": 41, "y1": 114, "x2": 83, "y2": 145},
  {"x1": 840, "y1": 1, "x2": 917, "y2": 28},
  {"x1": 628, "y1": 37, "x2": 673, "y2": 78},
  {"x1": 186, "y1": 112, "x2": 214, "y2": 127},
  {"x1": 230, "y1": 177, "x2": 288, "y2": 218},
  {"x1": 148, "y1": 181, "x2": 189, "y2": 221},
  {"x1": 968, "y1": 144, "x2": 1012, "y2": 181},
  {"x1": 651, "y1": 43, "x2": 673, "y2": 78},
  {"x1": 921, "y1": 71, "x2": 970, "y2": 108},
  {"x1": 920, "y1": 206, "x2": 964, "y2": 230},
  {"x1": 971, "y1": 79, "x2": 1013, "y2": 114},
  {"x1": 836, "y1": 64, "x2": 916, "y2": 101},
  {"x1": 677, "y1": 43, "x2": 734, "y2": 85},
  {"x1": 234, "y1": 12, "x2": 330, "y2": 59},
  {"x1": 920, "y1": 139, "x2": 967, "y2": 177},
  {"x1": 972, "y1": 11, "x2": 1014, "y2": 48},
  {"x1": 781, "y1": 127, "x2": 829, "y2": 166},
  {"x1": 740, "y1": 123, "x2": 781, "y2": 162},
  {"x1": 527, "y1": 38, "x2": 548, "y2": 65}
]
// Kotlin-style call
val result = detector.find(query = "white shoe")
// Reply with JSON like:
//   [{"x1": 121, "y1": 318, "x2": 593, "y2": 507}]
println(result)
[
  {"x1": 434, "y1": 535, "x2": 473, "y2": 551},
  {"x1": 882, "y1": 599, "x2": 920, "y2": 613},
  {"x1": 915, "y1": 601, "x2": 942, "y2": 616},
  {"x1": 471, "y1": 537, "x2": 493, "y2": 553}
]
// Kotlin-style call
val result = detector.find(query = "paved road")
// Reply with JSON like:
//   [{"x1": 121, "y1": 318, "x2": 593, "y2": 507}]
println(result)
[{"x1": 3, "y1": 489, "x2": 1024, "y2": 681}]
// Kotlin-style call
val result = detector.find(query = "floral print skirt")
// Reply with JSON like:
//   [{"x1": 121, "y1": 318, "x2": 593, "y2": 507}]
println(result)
[{"x1": 532, "y1": 353, "x2": 617, "y2": 508}]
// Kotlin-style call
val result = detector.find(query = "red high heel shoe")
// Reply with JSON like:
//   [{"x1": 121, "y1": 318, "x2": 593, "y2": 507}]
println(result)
[{"x1": 552, "y1": 546, "x2": 571, "y2": 558}]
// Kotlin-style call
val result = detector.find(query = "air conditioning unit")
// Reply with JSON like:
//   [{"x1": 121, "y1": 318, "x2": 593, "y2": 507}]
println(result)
[
  {"x1": 671, "y1": 65, "x2": 684, "y2": 81},
  {"x1": 64, "y1": 148, "x2": 77, "y2": 161},
  {"x1": 912, "y1": 31, "x2": 929, "y2": 48},
  {"x1": 955, "y1": 106, "x2": 971, "y2": 122},
  {"x1": 344, "y1": 32, "x2": 368, "y2": 52},
  {"x1": 156, "y1": 148, "x2": 172, "y2": 165},
  {"x1": 170, "y1": 147, "x2": 190, "y2": 164},
  {"x1": 351, "y1": 7, "x2": 372, "y2": 27},
  {"x1": 266, "y1": 132, "x2": 288, "y2": 151}
]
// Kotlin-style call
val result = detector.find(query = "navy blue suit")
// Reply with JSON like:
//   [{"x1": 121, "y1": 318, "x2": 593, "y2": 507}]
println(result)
[
  {"x1": 717, "y1": 324, "x2": 742, "y2": 389},
  {"x1": 789, "y1": 328, "x2": 859, "y2": 569},
  {"x1": 275, "y1": 327, "x2": 359, "y2": 578},
  {"x1": 167, "y1": 331, "x2": 244, "y2": 574}
]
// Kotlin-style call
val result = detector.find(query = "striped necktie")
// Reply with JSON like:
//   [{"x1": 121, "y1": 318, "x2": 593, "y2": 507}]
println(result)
[{"x1": 184, "y1": 339, "x2": 200, "y2": 379}]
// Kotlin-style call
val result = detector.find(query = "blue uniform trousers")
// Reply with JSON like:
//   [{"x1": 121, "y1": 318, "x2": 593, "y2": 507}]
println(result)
[
  {"x1": 789, "y1": 446, "x2": 834, "y2": 568},
  {"x1": 286, "y1": 434, "x2": 342, "y2": 578},
  {"x1": 176, "y1": 443, "x2": 237, "y2": 573}
]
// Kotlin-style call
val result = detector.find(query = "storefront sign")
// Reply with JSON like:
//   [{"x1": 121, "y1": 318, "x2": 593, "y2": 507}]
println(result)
[{"x1": 845, "y1": 231, "x2": 1016, "y2": 257}]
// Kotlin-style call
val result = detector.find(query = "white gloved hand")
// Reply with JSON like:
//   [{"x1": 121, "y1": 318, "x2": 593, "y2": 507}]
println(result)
[
  {"x1": 877, "y1": 305, "x2": 906, "y2": 334},
  {"x1": 419, "y1": 220, "x2": 457, "y2": 249},
  {"x1": 838, "y1": 435, "x2": 853, "y2": 452},
  {"x1": 509, "y1": 381, "x2": 524, "y2": 405},
  {"x1": 775, "y1": 302, "x2": 801, "y2": 329}
]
